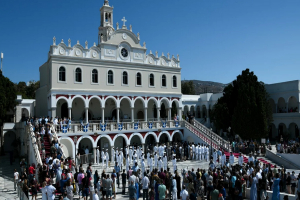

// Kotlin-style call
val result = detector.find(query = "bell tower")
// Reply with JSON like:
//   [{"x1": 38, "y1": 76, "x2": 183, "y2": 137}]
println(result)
[{"x1": 98, "y1": 0, "x2": 115, "y2": 44}]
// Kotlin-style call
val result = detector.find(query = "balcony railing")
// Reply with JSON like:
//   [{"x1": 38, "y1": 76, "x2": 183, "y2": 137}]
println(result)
[{"x1": 55, "y1": 120, "x2": 182, "y2": 134}]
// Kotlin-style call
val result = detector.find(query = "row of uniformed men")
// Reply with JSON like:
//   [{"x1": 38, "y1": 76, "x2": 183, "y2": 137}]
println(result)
[
  {"x1": 210, "y1": 151, "x2": 255, "y2": 169},
  {"x1": 188, "y1": 143, "x2": 211, "y2": 161}
]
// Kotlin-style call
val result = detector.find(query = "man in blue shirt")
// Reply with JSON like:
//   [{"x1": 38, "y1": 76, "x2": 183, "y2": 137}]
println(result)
[
  {"x1": 132, "y1": 163, "x2": 139, "y2": 172},
  {"x1": 114, "y1": 162, "x2": 120, "y2": 188}
]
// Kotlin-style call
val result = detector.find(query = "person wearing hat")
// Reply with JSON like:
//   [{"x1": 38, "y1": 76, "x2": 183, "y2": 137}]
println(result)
[
  {"x1": 221, "y1": 152, "x2": 226, "y2": 167},
  {"x1": 192, "y1": 143, "x2": 195, "y2": 160},
  {"x1": 154, "y1": 152, "x2": 158, "y2": 168},
  {"x1": 120, "y1": 148, "x2": 124, "y2": 169},
  {"x1": 154, "y1": 144, "x2": 158, "y2": 155},
  {"x1": 149, "y1": 155, "x2": 154, "y2": 172},
  {"x1": 111, "y1": 147, "x2": 115, "y2": 164},
  {"x1": 203, "y1": 144, "x2": 207, "y2": 161},
  {"x1": 126, "y1": 154, "x2": 130, "y2": 172},
  {"x1": 158, "y1": 157, "x2": 163, "y2": 171},
  {"x1": 171, "y1": 174, "x2": 177, "y2": 200},
  {"x1": 129, "y1": 146, "x2": 132, "y2": 163},
  {"x1": 105, "y1": 149, "x2": 109, "y2": 168},
  {"x1": 172, "y1": 155, "x2": 177, "y2": 173},
  {"x1": 141, "y1": 158, "x2": 145, "y2": 176},
  {"x1": 206, "y1": 145, "x2": 210, "y2": 162},
  {"x1": 147, "y1": 150, "x2": 151, "y2": 167},
  {"x1": 136, "y1": 147, "x2": 140, "y2": 163},
  {"x1": 238, "y1": 153, "x2": 243, "y2": 166},
  {"x1": 163, "y1": 152, "x2": 168, "y2": 171},
  {"x1": 213, "y1": 150, "x2": 218, "y2": 164},
  {"x1": 195, "y1": 144, "x2": 199, "y2": 160},
  {"x1": 101, "y1": 148, "x2": 105, "y2": 167},
  {"x1": 96, "y1": 146, "x2": 100, "y2": 165},
  {"x1": 133, "y1": 150, "x2": 137, "y2": 165},
  {"x1": 115, "y1": 147, "x2": 119, "y2": 163}
]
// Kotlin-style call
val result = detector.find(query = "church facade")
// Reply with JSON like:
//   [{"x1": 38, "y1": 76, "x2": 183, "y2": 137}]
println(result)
[{"x1": 33, "y1": 0, "x2": 184, "y2": 159}]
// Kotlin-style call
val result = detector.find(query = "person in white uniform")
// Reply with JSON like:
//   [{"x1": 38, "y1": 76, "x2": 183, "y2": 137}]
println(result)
[
  {"x1": 105, "y1": 149, "x2": 109, "y2": 168},
  {"x1": 195, "y1": 145, "x2": 199, "y2": 160},
  {"x1": 229, "y1": 152, "x2": 235, "y2": 166},
  {"x1": 112, "y1": 147, "x2": 115, "y2": 164},
  {"x1": 147, "y1": 150, "x2": 151, "y2": 167},
  {"x1": 206, "y1": 146, "x2": 210, "y2": 162},
  {"x1": 192, "y1": 143, "x2": 195, "y2": 160},
  {"x1": 141, "y1": 158, "x2": 145, "y2": 176},
  {"x1": 203, "y1": 145, "x2": 207, "y2": 161},
  {"x1": 101, "y1": 148, "x2": 105, "y2": 167},
  {"x1": 221, "y1": 152, "x2": 226, "y2": 167},
  {"x1": 96, "y1": 147, "x2": 100, "y2": 165},
  {"x1": 163, "y1": 153, "x2": 168, "y2": 171},
  {"x1": 172, "y1": 155, "x2": 177, "y2": 173},
  {"x1": 154, "y1": 152, "x2": 158, "y2": 168},
  {"x1": 238, "y1": 153, "x2": 244, "y2": 166},
  {"x1": 120, "y1": 148, "x2": 124, "y2": 169},
  {"x1": 158, "y1": 157, "x2": 163, "y2": 171},
  {"x1": 129, "y1": 146, "x2": 133, "y2": 163},
  {"x1": 133, "y1": 150, "x2": 137, "y2": 164},
  {"x1": 126, "y1": 154, "x2": 130, "y2": 172},
  {"x1": 149, "y1": 155, "x2": 153, "y2": 172},
  {"x1": 213, "y1": 150, "x2": 218, "y2": 164},
  {"x1": 154, "y1": 144, "x2": 158, "y2": 154}
]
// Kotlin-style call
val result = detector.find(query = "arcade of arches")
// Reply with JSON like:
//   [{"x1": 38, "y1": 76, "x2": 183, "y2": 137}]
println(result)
[{"x1": 61, "y1": 130, "x2": 183, "y2": 162}]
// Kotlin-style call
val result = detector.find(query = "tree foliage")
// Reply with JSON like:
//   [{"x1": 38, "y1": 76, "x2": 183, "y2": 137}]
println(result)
[
  {"x1": 15, "y1": 80, "x2": 40, "y2": 99},
  {"x1": 181, "y1": 81, "x2": 195, "y2": 95},
  {"x1": 211, "y1": 69, "x2": 272, "y2": 139},
  {"x1": 0, "y1": 71, "x2": 17, "y2": 126}
]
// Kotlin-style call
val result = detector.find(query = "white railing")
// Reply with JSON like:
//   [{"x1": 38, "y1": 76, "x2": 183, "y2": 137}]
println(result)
[
  {"x1": 54, "y1": 120, "x2": 182, "y2": 134},
  {"x1": 182, "y1": 120, "x2": 230, "y2": 152},
  {"x1": 28, "y1": 125, "x2": 42, "y2": 166}
]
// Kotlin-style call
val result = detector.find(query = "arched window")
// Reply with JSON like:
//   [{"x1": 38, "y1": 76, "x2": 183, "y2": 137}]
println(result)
[
  {"x1": 162, "y1": 74, "x2": 166, "y2": 87},
  {"x1": 92, "y1": 69, "x2": 98, "y2": 83},
  {"x1": 108, "y1": 70, "x2": 113, "y2": 84},
  {"x1": 59, "y1": 67, "x2": 65, "y2": 81},
  {"x1": 136, "y1": 72, "x2": 142, "y2": 86},
  {"x1": 75, "y1": 68, "x2": 82, "y2": 82},
  {"x1": 123, "y1": 71, "x2": 128, "y2": 85},
  {"x1": 149, "y1": 74, "x2": 154, "y2": 86},
  {"x1": 173, "y1": 75, "x2": 177, "y2": 87}
]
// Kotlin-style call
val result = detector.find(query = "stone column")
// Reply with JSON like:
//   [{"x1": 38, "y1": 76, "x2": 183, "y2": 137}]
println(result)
[
  {"x1": 101, "y1": 107, "x2": 105, "y2": 123},
  {"x1": 85, "y1": 107, "x2": 89, "y2": 123},
  {"x1": 131, "y1": 108, "x2": 134, "y2": 122},
  {"x1": 157, "y1": 108, "x2": 160, "y2": 120},
  {"x1": 168, "y1": 108, "x2": 171, "y2": 120},
  {"x1": 117, "y1": 108, "x2": 120, "y2": 123},
  {"x1": 51, "y1": 107, "x2": 56, "y2": 118},
  {"x1": 275, "y1": 103, "x2": 278, "y2": 113},
  {"x1": 178, "y1": 108, "x2": 182, "y2": 121},
  {"x1": 111, "y1": 146, "x2": 114, "y2": 162},
  {"x1": 68, "y1": 107, "x2": 71, "y2": 119},
  {"x1": 144, "y1": 108, "x2": 147, "y2": 122},
  {"x1": 286, "y1": 102, "x2": 288, "y2": 113},
  {"x1": 93, "y1": 147, "x2": 97, "y2": 164},
  {"x1": 142, "y1": 143, "x2": 145, "y2": 154}
]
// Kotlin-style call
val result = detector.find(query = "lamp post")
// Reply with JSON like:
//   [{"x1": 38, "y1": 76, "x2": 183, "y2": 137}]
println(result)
[{"x1": 74, "y1": 136, "x2": 77, "y2": 165}]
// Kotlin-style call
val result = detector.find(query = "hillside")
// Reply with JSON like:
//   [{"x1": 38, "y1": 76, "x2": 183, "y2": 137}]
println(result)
[{"x1": 182, "y1": 80, "x2": 227, "y2": 94}]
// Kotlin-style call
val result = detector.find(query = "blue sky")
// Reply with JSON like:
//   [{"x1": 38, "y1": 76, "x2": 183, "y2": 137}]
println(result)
[{"x1": 0, "y1": 0, "x2": 299, "y2": 84}]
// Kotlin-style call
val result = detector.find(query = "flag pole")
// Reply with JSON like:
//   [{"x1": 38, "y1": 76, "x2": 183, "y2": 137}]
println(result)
[{"x1": 0, "y1": 52, "x2": 3, "y2": 72}]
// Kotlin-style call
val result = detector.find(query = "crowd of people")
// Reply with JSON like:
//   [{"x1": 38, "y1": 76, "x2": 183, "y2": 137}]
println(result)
[
  {"x1": 13, "y1": 117, "x2": 300, "y2": 200},
  {"x1": 276, "y1": 138, "x2": 300, "y2": 154}
]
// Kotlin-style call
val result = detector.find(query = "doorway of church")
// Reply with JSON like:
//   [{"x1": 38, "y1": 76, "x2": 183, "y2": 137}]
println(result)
[{"x1": 61, "y1": 103, "x2": 68, "y2": 119}]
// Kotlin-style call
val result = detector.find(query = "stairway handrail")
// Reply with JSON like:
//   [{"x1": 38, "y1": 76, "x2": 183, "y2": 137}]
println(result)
[{"x1": 183, "y1": 120, "x2": 230, "y2": 152}]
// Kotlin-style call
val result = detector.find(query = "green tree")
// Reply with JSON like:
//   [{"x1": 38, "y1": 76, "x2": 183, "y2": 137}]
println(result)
[
  {"x1": 211, "y1": 69, "x2": 272, "y2": 139},
  {"x1": 0, "y1": 71, "x2": 17, "y2": 126},
  {"x1": 181, "y1": 81, "x2": 195, "y2": 95}
]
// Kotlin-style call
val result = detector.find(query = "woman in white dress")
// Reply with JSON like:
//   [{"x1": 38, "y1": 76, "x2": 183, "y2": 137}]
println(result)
[
  {"x1": 66, "y1": 180, "x2": 73, "y2": 200},
  {"x1": 41, "y1": 181, "x2": 47, "y2": 200}
]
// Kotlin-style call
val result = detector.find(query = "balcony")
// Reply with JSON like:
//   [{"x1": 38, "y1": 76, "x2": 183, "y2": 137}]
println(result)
[{"x1": 55, "y1": 120, "x2": 182, "y2": 135}]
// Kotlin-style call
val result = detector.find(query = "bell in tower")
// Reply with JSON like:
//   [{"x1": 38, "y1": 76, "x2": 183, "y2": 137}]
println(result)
[{"x1": 98, "y1": 0, "x2": 114, "y2": 44}]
